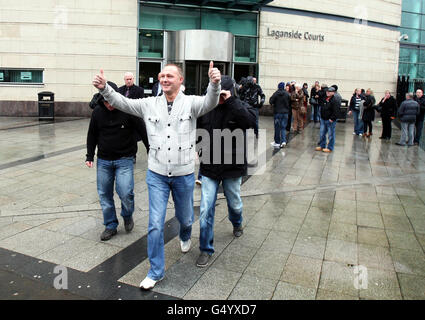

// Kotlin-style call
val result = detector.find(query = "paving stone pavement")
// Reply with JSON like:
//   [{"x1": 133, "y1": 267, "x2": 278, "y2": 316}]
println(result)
[{"x1": 0, "y1": 116, "x2": 425, "y2": 300}]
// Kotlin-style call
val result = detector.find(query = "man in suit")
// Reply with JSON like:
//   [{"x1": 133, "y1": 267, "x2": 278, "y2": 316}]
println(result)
[{"x1": 118, "y1": 72, "x2": 148, "y2": 158}]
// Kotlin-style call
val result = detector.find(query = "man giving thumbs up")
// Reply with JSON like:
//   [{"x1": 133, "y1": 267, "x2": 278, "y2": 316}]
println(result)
[{"x1": 92, "y1": 62, "x2": 221, "y2": 290}]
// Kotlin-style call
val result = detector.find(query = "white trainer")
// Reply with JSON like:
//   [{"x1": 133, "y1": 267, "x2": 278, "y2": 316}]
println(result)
[
  {"x1": 271, "y1": 142, "x2": 281, "y2": 149},
  {"x1": 280, "y1": 142, "x2": 287, "y2": 148},
  {"x1": 180, "y1": 239, "x2": 191, "y2": 253},
  {"x1": 139, "y1": 276, "x2": 163, "y2": 290}
]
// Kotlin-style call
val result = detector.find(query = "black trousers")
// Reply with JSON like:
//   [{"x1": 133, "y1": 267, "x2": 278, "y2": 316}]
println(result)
[
  {"x1": 363, "y1": 121, "x2": 373, "y2": 134},
  {"x1": 381, "y1": 117, "x2": 392, "y2": 138}
]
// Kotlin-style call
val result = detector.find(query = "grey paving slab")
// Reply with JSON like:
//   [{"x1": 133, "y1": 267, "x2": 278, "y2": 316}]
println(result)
[
  {"x1": 357, "y1": 211, "x2": 384, "y2": 229},
  {"x1": 245, "y1": 249, "x2": 288, "y2": 281},
  {"x1": 385, "y1": 230, "x2": 423, "y2": 252},
  {"x1": 324, "y1": 239, "x2": 358, "y2": 265},
  {"x1": 280, "y1": 254, "x2": 322, "y2": 289},
  {"x1": 237, "y1": 226, "x2": 270, "y2": 249},
  {"x1": 291, "y1": 235, "x2": 327, "y2": 260},
  {"x1": 0, "y1": 227, "x2": 73, "y2": 257},
  {"x1": 228, "y1": 273, "x2": 278, "y2": 300},
  {"x1": 358, "y1": 268, "x2": 402, "y2": 300},
  {"x1": 183, "y1": 267, "x2": 242, "y2": 300},
  {"x1": 316, "y1": 289, "x2": 359, "y2": 300},
  {"x1": 358, "y1": 227, "x2": 389, "y2": 248},
  {"x1": 382, "y1": 215, "x2": 414, "y2": 233},
  {"x1": 211, "y1": 241, "x2": 257, "y2": 273},
  {"x1": 272, "y1": 281, "x2": 316, "y2": 300},
  {"x1": 398, "y1": 273, "x2": 425, "y2": 299},
  {"x1": 318, "y1": 261, "x2": 359, "y2": 297},
  {"x1": 259, "y1": 230, "x2": 297, "y2": 254},
  {"x1": 0, "y1": 221, "x2": 34, "y2": 241},
  {"x1": 358, "y1": 244, "x2": 395, "y2": 272},
  {"x1": 328, "y1": 221, "x2": 357, "y2": 242},
  {"x1": 298, "y1": 217, "x2": 330, "y2": 238},
  {"x1": 391, "y1": 248, "x2": 425, "y2": 276},
  {"x1": 331, "y1": 209, "x2": 357, "y2": 225}
]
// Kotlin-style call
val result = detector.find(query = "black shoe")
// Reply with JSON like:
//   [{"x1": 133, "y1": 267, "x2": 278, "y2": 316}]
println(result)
[
  {"x1": 196, "y1": 252, "x2": 211, "y2": 268},
  {"x1": 233, "y1": 226, "x2": 244, "y2": 237},
  {"x1": 379, "y1": 136, "x2": 385, "y2": 139},
  {"x1": 100, "y1": 228, "x2": 117, "y2": 241},
  {"x1": 395, "y1": 142, "x2": 406, "y2": 146},
  {"x1": 124, "y1": 217, "x2": 134, "y2": 232}
]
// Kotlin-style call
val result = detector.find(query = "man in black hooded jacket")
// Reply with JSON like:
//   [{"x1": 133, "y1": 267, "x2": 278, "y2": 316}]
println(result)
[{"x1": 195, "y1": 75, "x2": 256, "y2": 268}]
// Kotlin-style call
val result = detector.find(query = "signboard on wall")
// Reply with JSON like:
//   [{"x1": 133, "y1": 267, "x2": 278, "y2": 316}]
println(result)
[{"x1": 21, "y1": 72, "x2": 32, "y2": 81}]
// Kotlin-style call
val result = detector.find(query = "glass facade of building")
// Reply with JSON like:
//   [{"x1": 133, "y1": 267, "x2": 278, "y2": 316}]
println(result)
[
  {"x1": 139, "y1": 4, "x2": 258, "y2": 62},
  {"x1": 399, "y1": 0, "x2": 425, "y2": 81}
]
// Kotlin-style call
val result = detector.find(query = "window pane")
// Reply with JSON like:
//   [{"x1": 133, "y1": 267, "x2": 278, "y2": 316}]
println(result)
[
  {"x1": 235, "y1": 36, "x2": 257, "y2": 62},
  {"x1": 139, "y1": 30, "x2": 163, "y2": 58},
  {"x1": 140, "y1": 5, "x2": 200, "y2": 30},
  {"x1": 0, "y1": 69, "x2": 43, "y2": 83},
  {"x1": 399, "y1": 62, "x2": 418, "y2": 79},
  {"x1": 417, "y1": 64, "x2": 425, "y2": 79},
  {"x1": 403, "y1": 0, "x2": 422, "y2": 13},
  {"x1": 201, "y1": 10, "x2": 257, "y2": 36},
  {"x1": 401, "y1": 12, "x2": 421, "y2": 29},
  {"x1": 399, "y1": 47, "x2": 419, "y2": 63}
]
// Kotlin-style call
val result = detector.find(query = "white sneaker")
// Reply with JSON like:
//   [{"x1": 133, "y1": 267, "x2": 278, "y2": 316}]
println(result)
[
  {"x1": 353, "y1": 132, "x2": 356, "y2": 135},
  {"x1": 180, "y1": 239, "x2": 191, "y2": 253},
  {"x1": 271, "y1": 142, "x2": 281, "y2": 149},
  {"x1": 195, "y1": 179, "x2": 202, "y2": 186},
  {"x1": 359, "y1": 133, "x2": 363, "y2": 137},
  {"x1": 280, "y1": 142, "x2": 287, "y2": 148},
  {"x1": 139, "y1": 276, "x2": 163, "y2": 290}
]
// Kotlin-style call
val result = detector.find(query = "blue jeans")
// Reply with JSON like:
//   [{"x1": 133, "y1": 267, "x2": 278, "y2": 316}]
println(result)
[
  {"x1": 400, "y1": 122, "x2": 415, "y2": 146},
  {"x1": 146, "y1": 170, "x2": 195, "y2": 280},
  {"x1": 199, "y1": 176, "x2": 243, "y2": 255},
  {"x1": 311, "y1": 104, "x2": 320, "y2": 122},
  {"x1": 319, "y1": 119, "x2": 336, "y2": 151},
  {"x1": 274, "y1": 113, "x2": 289, "y2": 144},
  {"x1": 97, "y1": 157, "x2": 135, "y2": 230},
  {"x1": 352, "y1": 110, "x2": 363, "y2": 134}
]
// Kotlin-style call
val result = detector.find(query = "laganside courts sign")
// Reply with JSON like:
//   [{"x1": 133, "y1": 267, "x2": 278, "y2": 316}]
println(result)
[{"x1": 267, "y1": 27, "x2": 325, "y2": 41}]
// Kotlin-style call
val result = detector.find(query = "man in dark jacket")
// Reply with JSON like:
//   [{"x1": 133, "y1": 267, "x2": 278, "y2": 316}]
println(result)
[
  {"x1": 378, "y1": 90, "x2": 397, "y2": 140},
  {"x1": 196, "y1": 75, "x2": 256, "y2": 268},
  {"x1": 239, "y1": 76, "x2": 265, "y2": 138},
  {"x1": 118, "y1": 72, "x2": 148, "y2": 153},
  {"x1": 86, "y1": 81, "x2": 145, "y2": 241},
  {"x1": 270, "y1": 82, "x2": 291, "y2": 148},
  {"x1": 396, "y1": 92, "x2": 420, "y2": 147},
  {"x1": 414, "y1": 89, "x2": 425, "y2": 145},
  {"x1": 316, "y1": 87, "x2": 340, "y2": 153}
]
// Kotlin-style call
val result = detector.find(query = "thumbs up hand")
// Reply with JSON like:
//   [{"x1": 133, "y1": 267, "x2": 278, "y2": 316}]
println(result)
[
  {"x1": 208, "y1": 61, "x2": 221, "y2": 84},
  {"x1": 93, "y1": 69, "x2": 107, "y2": 90}
]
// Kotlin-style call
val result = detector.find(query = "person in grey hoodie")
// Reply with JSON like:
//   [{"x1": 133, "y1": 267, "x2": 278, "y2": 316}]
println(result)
[
  {"x1": 92, "y1": 62, "x2": 221, "y2": 290},
  {"x1": 396, "y1": 92, "x2": 420, "y2": 147}
]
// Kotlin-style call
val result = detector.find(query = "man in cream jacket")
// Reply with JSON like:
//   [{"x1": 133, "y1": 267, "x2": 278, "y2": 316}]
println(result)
[{"x1": 93, "y1": 62, "x2": 221, "y2": 289}]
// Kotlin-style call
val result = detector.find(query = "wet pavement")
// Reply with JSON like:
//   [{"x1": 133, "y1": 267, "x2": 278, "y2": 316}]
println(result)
[{"x1": 0, "y1": 116, "x2": 424, "y2": 300}]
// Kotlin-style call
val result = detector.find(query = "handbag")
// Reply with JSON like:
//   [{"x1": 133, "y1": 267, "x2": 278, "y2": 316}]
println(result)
[
  {"x1": 300, "y1": 106, "x2": 307, "y2": 115},
  {"x1": 310, "y1": 97, "x2": 318, "y2": 105}
]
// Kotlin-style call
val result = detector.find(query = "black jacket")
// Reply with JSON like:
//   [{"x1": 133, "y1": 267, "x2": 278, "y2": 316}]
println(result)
[
  {"x1": 240, "y1": 82, "x2": 266, "y2": 109},
  {"x1": 310, "y1": 87, "x2": 320, "y2": 105},
  {"x1": 118, "y1": 84, "x2": 144, "y2": 99},
  {"x1": 414, "y1": 95, "x2": 425, "y2": 119},
  {"x1": 269, "y1": 89, "x2": 291, "y2": 114},
  {"x1": 118, "y1": 84, "x2": 149, "y2": 144},
  {"x1": 398, "y1": 99, "x2": 420, "y2": 123},
  {"x1": 86, "y1": 104, "x2": 147, "y2": 162},
  {"x1": 197, "y1": 96, "x2": 256, "y2": 180},
  {"x1": 318, "y1": 88, "x2": 328, "y2": 106},
  {"x1": 362, "y1": 95, "x2": 376, "y2": 122},
  {"x1": 321, "y1": 95, "x2": 340, "y2": 121},
  {"x1": 378, "y1": 96, "x2": 397, "y2": 119}
]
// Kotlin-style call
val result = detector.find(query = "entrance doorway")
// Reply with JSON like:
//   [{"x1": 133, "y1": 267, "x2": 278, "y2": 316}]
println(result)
[
  {"x1": 234, "y1": 64, "x2": 257, "y2": 84},
  {"x1": 139, "y1": 61, "x2": 162, "y2": 96},
  {"x1": 184, "y1": 61, "x2": 227, "y2": 95}
]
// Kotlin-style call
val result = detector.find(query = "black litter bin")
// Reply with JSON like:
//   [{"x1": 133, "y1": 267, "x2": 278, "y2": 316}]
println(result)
[
  {"x1": 38, "y1": 91, "x2": 54, "y2": 120},
  {"x1": 338, "y1": 99, "x2": 348, "y2": 122}
]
